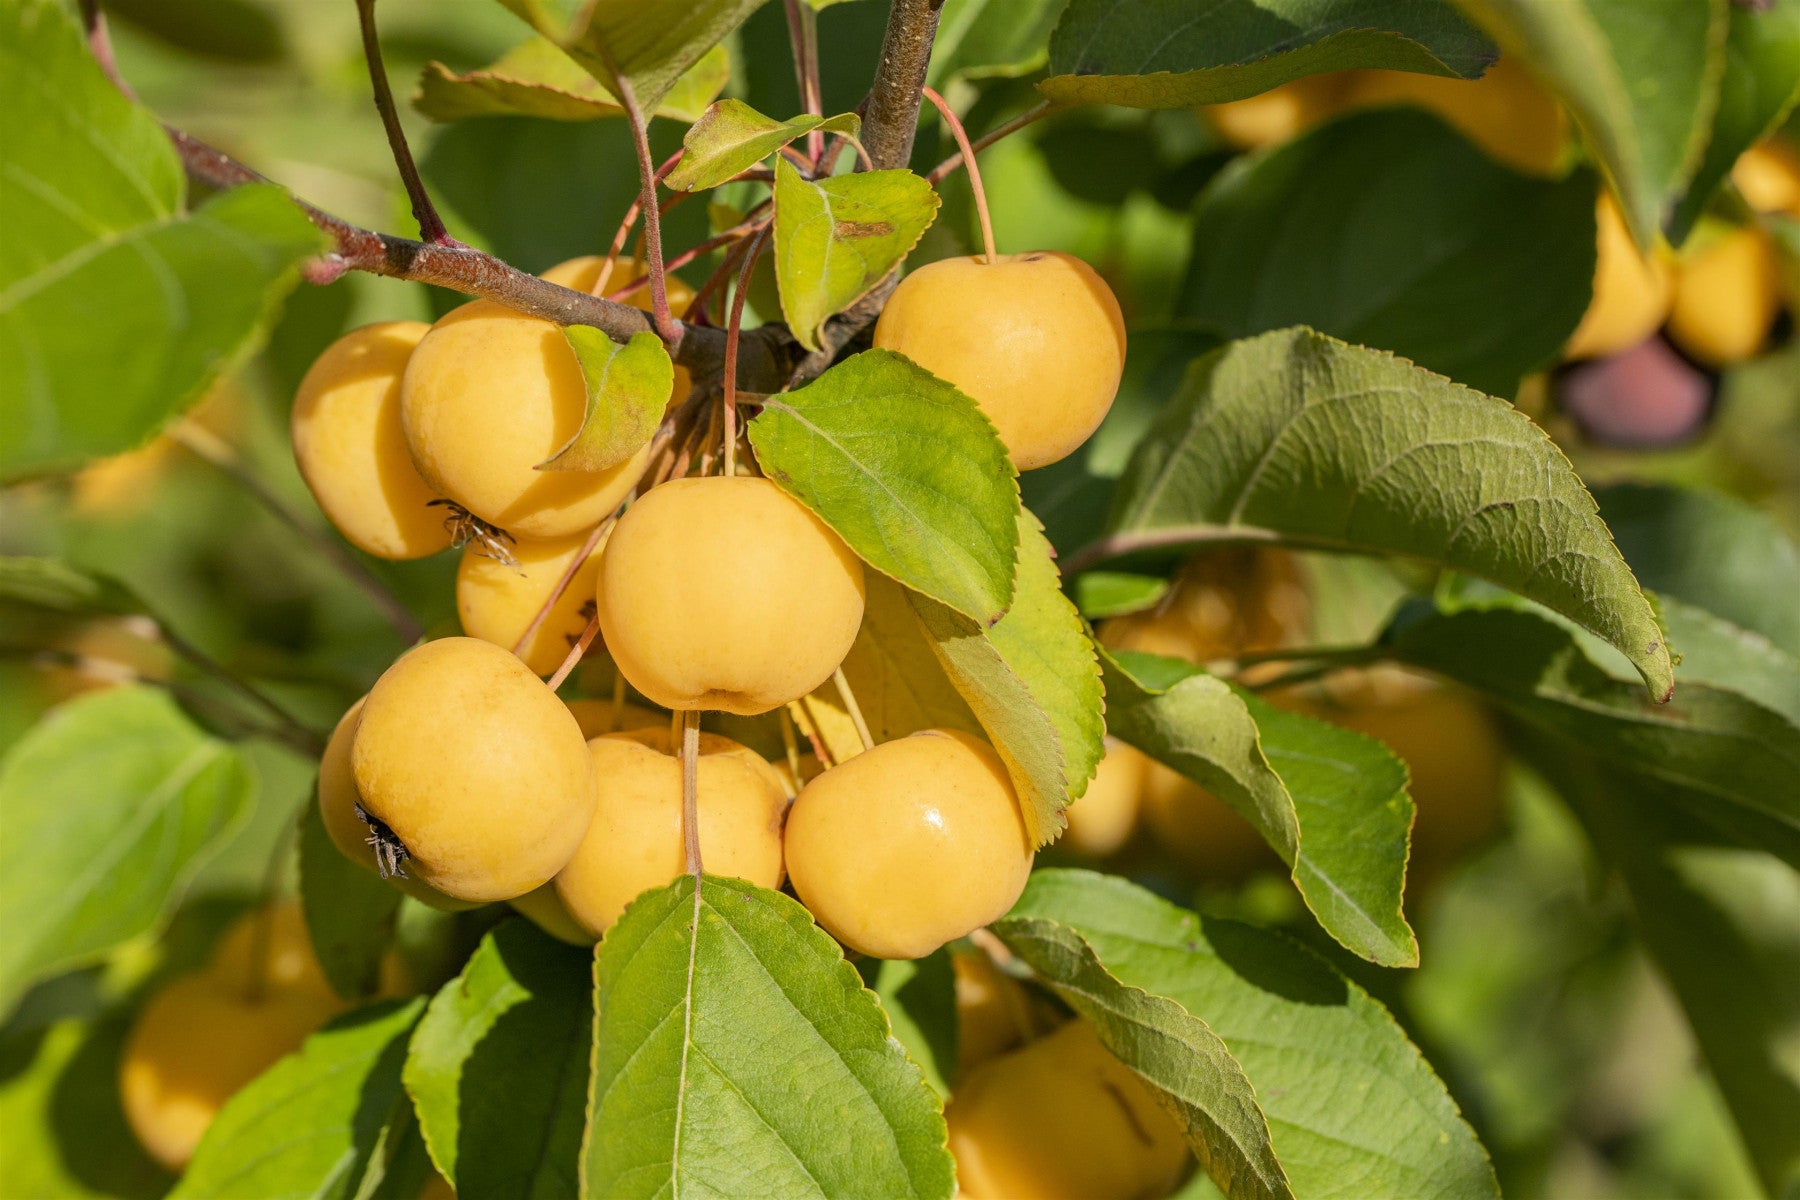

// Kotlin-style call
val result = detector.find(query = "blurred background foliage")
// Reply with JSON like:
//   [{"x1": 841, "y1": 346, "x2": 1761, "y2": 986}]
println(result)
[{"x1": 2, "y1": 2, "x2": 1798, "y2": 1198}]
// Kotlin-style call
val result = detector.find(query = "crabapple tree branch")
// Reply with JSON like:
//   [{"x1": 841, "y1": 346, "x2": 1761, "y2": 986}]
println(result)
[{"x1": 353, "y1": 0, "x2": 451, "y2": 244}]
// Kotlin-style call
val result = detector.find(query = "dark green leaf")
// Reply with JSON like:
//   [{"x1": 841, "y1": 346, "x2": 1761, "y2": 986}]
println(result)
[
  {"x1": 667, "y1": 99, "x2": 861, "y2": 191},
  {"x1": 992, "y1": 915, "x2": 1292, "y2": 1200},
  {"x1": 1041, "y1": 0, "x2": 1496, "y2": 108},
  {"x1": 172, "y1": 1000, "x2": 425, "y2": 1199},
  {"x1": 404, "y1": 922, "x2": 590, "y2": 1199},
  {"x1": 928, "y1": 0, "x2": 1064, "y2": 86},
  {"x1": 910, "y1": 513, "x2": 1105, "y2": 847},
  {"x1": 0, "y1": 688, "x2": 252, "y2": 1016},
  {"x1": 1179, "y1": 110, "x2": 1597, "y2": 397},
  {"x1": 542, "y1": 329, "x2": 671, "y2": 472},
  {"x1": 1010, "y1": 870, "x2": 1501, "y2": 1200},
  {"x1": 415, "y1": 39, "x2": 728, "y2": 124},
  {"x1": 772, "y1": 160, "x2": 939, "y2": 350},
  {"x1": 861, "y1": 950, "x2": 957, "y2": 1097},
  {"x1": 298, "y1": 801, "x2": 400, "y2": 1002},
  {"x1": 585, "y1": 877, "x2": 953, "y2": 1199},
  {"x1": 749, "y1": 349, "x2": 1019, "y2": 624},
  {"x1": 1092, "y1": 328, "x2": 1673, "y2": 700}
]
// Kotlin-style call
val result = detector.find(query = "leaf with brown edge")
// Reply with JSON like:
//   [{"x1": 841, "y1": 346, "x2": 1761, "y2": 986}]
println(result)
[{"x1": 540, "y1": 328, "x2": 670, "y2": 473}]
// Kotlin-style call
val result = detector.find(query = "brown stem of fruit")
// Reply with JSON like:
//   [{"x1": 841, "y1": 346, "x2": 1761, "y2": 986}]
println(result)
[
  {"x1": 723, "y1": 227, "x2": 772, "y2": 477},
  {"x1": 921, "y1": 86, "x2": 996, "y2": 263},
  {"x1": 606, "y1": 57, "x2": 678, "y2": 342},
  {"x1": 353, "y1": 0, "x2": 451, "y2": 245},
  {"x1": 925, "y1": 101, "x2": 1063, "y2": 185},
  {"x1": 547, "y1": 612, "x2": 601, "y2": 691},
  {"x1": 681, "y1": 710, "x2": 704, "y2": 877},
  {"x1": 510, "y1": 509, "x2": 620, "y2": 661},
  {"x1": 785, "y1": 0, "x2": 825, "y2": 163}
]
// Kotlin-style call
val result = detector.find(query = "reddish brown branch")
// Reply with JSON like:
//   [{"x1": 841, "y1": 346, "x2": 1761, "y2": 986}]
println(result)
[{"x1": 354, "y1": 0, "x2": 450, "y2": 244}]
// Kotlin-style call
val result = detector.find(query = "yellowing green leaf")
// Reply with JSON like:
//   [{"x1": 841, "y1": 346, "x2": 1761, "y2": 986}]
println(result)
[
  {"x1": 415, "y1": 39, "x2": 728, "y2": 124},
  {"x1": 541, "y1": 328, "x2": 671, "y2": 472},
  {"x1": 667, "y1": 100, "x2": 861, "y2": 191}
]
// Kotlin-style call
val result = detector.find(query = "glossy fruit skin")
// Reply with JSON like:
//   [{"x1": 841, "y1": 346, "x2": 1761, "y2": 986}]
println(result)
[
  {"x1": 540, "y1": 255, "x2": 698, "y2": 406},
  {"x1": 554, "y1": 728, "x2": 788, "y2": 935},
  {"x1": 351, "y1": 637, "x2": 595, "y2": 902},
  {"x1": 457, "y1": 533, "x2": 604, "y2": 675},
  {"x1": 784, "y1": 730, "x2": 1032, "y2": 960},
  {"x1": 1061, "y1": 737, "x2": 1146, "y2": 859},
  {"x1": 947, "y1": 1020, "x2": 1190, "y2": 1200},
  {"x1": 1201, "y1": 74, "x2": 1349, "y2": 149},
  {"x1": 1345, "y1": 56, "x2": 1565, "y2": 175},
  {"x1": 873, "y1": 252, "x2": 1126, "y2": 471},
  {"x1": 292, "y1": 322, "x2": 453, "y2": 560},
  {"x1": 400, "y1": 300, "x2": 650, "y2": 541},
  {"x1": 596, "y1": 476, "x2": 866, "y2": 715},
  {"x1": 119, "y1": 973, "x2": 339, "y2": 1170},
  {"x1": 1665, "y1": 225, "x2": 1781, "y2": 368},
  {"x1": 1565, "y1": 197, "x2": 1674, "y2": 362}
]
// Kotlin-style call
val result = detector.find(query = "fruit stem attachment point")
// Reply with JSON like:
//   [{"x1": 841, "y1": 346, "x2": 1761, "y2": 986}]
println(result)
[
  {"x1": 681, "y1": 710, "x2": 704, "y2": 877},
  {"x1": 832, "y1": 667, "x2": 874, "y2": 753},
  {"x1": 921, "y1": 86, "x2": 997, "y2": 265},
  {"x1": 547, "y1": 612, "x2": 601, "y2": 691}
]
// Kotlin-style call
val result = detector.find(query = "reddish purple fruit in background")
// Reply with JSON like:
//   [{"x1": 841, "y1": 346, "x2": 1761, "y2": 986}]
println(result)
[{"x1": 1557, "y1": 335, "x2": 1714, "y2": 448}]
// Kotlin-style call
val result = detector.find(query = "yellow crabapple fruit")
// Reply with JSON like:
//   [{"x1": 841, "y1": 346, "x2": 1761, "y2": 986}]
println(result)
[
  {"x1": 784, "y1": 730, "x2": 1032, "y2": 960},
  {"x1": 119, "y1": 972, "x2": 340, "y2": 1171},
  {"x1": 317, "y1": 698, "x2": 478, "y2": 911},
  {"x1": 350, "y1": 637, "x2": 595, "y2": 902},
  {"x1": 400, "y1": 300, "x2": 652, "y2": 541},
  {"x1": 540, "y1": 255, "x2": 698, "y2": 406},
  {"x1": 1060, "y1": 737, "x2": 1147, "y2": 859},
  {"x1": 456, "y1": 533, "x2": 604, "y2": 675},
  {"x1": 873, "y1": 252, "x2": 1126, "y2": 470},
  {"x1": 562, "y1": 697, "x2": 665, "y2": 740},
  {"x1": 291, "y1": 321, "x2": 453, "y2": 560},
  {"x1": 1665, "y1": 225, "x2": 1782, "y2": 367},
  {"x1": 1564, "y1": 196, "x2": 1674, "y2": 362},
  {"x1": 207, "y1": 901, "x2": 335, "y2": 1002},
  {"x1": 1345, "y1": 56, "x2": 1566, "y2": 175},
  {"x1": 1733, "y1": 139, "x2": 1800, "y2": 219},
  {"x1": 509, "y1": 882, "x2": 596, "y2": 946},
  {"x1": 554, "y1": 727, "x2": 788, "y2": 936},
  {"x1": 1142, "y1": 759, "x2": 1282, "y2": 881},
  {"x1": 947, "y1": 1020, "x2": 1191, "y2": 1200},
  {"x1": 1201, "y1": 74, "x2": 1351, "y2": 150},
  {"x1": 595, "y1": 476, "x2": 866, "y2": 715},
  {"x1": 953, "y1": 950, "x2": 1034, "y2": 1077}
]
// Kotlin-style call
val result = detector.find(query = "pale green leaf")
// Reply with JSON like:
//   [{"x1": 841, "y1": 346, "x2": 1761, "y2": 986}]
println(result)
[
  {"x1": 415, "y1": 39, "x2": 729, "y2": 124},
  {"x1": 667, "y1": 99, "x2": 861, "y2": 191},
  {"x1": 298, "y1": 800, "x2": 400, "y2": 1002},
  {"x1": 172, "y1": 1000, "x2": 425, "y2": 1200},
  {"x1": 584, "y1": 876, "x2": 953, "y2": 1199},
  {"x1": 1072, "y1": 570, "x2": 1169, "y2": 619},
  {"x1": 1450, "y1": 0, "x2": 1729, "y2": 245},
  {"x1": 0, "y1": 688, "x2": 253, "y2": 1016},
  {"x1": 993, "y1": 915, "x2": 1292, "y2": 1200},
  {"x1": 1010, "y1": 870, "x2": 1501, "y2": 1200},
  {"x1": 772, "y1": 159, "x2": 939, "y2": 351},
  {"x1": 748, "y1": 349, "x2": 1019, "y2": 624},
  {"x1": 909, "y1": 513, "x2": 1104, "y2": 847},
  {"x1": 542, "y1": 329, "x2": 671, "y2": 472},
  {"x1": 0, "y1": 555, "x2": 141, "y2": 616},
  {"x1": 1090, "y1": 328, "x2": 1673, "y2": 700},
  {"x1": 1041, "y1": 0, "x2": 1496, "y2": 108},
  {"x1": 404, "y1": 921, "x2": 590, "y2": 1198}
]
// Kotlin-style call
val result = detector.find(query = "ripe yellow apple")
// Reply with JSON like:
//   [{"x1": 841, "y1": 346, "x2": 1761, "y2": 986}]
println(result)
[
  {"x1": 1345, "y1": 56, "x2": 1566, "y2": 175},
  {"x1": 1665, "y1": 225, "x2": 1781, "y2": 367},
  {"x1": 119, "y1": 972, "x2": 340, "y2": 1171},
  {"x1": 351, "y1": 637, "x2": 595, "y2": 902},
  {"x1": 1060, "y1": 737, "x2": 1146, "y2": 859},
  {"x1": 540, "y1": 255, "x2": 698, "y2": 407},
  {"x1": 873, "y1": 252, "x2": 1126, "y2": 471},
  {"x1": 1733, "y1": 139, "x2": 1800, "y2": 219},
  {"x1": 1201, "y1": 74, "x2": 1351, "y2": 150},
  {"x1": 554, "y1": 727, "x2": 788, "y2": 936},
  {"x1": 953, "y1": 950, "x2": 1032, "y2": 1077},
  {"x1": 509, "y1": 882, "x2": 596, "y2": 945},
  {"x1": 562, "y1": 697, "x2": 665, "y2": 740},
  {"x1": 784, "y1": 730, "x2": 1032, "y2": 960},
  {"x1": 291, "y1": 322, "x2": 453, "y2": 560},
  {"x1": 596, "y1": 476, "x2": 866, "y2": 715},
  {"x1": 1565, "y1": 196, "x2": 1674, "y2": 362},
  {"x1": 400, "y1": 300, "x2": 651, "y2": 541},
  {"x1": 1141, "y1": 760, "x2": 1282, "y2": 881},
  {"x1": 947, "y1": 1020, "x2": 1191, "y2": 1200},
  {"x1": 457, "y1": 532, "x2": 604, "y2": 675},
  {"x1": 207, "y1": 901, "x2": 336, "y2": 1002}
]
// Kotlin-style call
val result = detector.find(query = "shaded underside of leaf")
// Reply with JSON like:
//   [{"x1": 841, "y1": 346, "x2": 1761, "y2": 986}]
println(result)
[
  {"x1": 298, "y1": 800, "x2": 401, "y2": 1002},
  {"x1": 416, "y1": 39, "x2": 728, "y2": 124}
]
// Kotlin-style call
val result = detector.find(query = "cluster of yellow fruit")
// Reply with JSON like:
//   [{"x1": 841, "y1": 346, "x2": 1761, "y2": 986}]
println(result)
[{"x1": 288, "y1": 247, "x2": 1126, "y2": 964}]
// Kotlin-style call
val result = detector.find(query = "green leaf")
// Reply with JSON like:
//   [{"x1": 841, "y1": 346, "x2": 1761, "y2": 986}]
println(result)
[
  {"x1": 0, "y1": 556, "x2": 141, "y2": 617},
  {"x1": 928, "y1": 0, "x2": 1065, "y2": 86},
  {"x1": 1040, "y1": 0, "x2": 1496, "y2": 108},
  {"x1": 497, "y1": 0, "x2": 766, "y2": 114},
  {"x1": 172, "y1": 999, "x2": 425, "y2": 1200},
  {"x1": 772, "y1": 159, "x2": 940, "y2": 351},
  {"x1": 298, "y1": 800, "x2": 400, "y2": 1002},
  {"x1": 1010, "y1": 870, "x2": 1501, "y2": 1200},
  {"x1": 416, "y1": 39, "x2": 728, "y2": 124},
  {"x1": 992, "y1": 915, "x2": 1292, "y2": 1200},
  {"x1": 1102, "y1": 651, "x2": 1416, "y2": 967},
  {"x1": 404, "y1": 921, "x2": 590, "y2": 1198},
  {"x1": 1450, "y1": 0, "x2": 1729, "y2": 246},
  {"x1": 584, "y1": 876, "x2": 953, "y2": 1199},
  {"x1": 1390, "y1": 605, "x2": 1800, "y2": 870},
  {"x1": 541, "y1": 329, "x2": 671, "y2": 472},
  {"x1": 0, "y1": 688, "x2": 253, "y2": 1016},
  {"x1": 1092, "y1": 328, "x2": 1673, "y2": 700},
  {"x1": 1179, "y1": 110, "x2": 1597, "y2": 397},
  {"x1": 1653, "y1": 596, "x2": 1800, "y2": 727},
  {"x1": 860, "y1": 951, "x2": 958, "y2": 1098},
  {"x1": 909, "y1": 513, "x2": 1105, "y2": 847},
  {"x1": 667, "y1": 99, "x2": 861, "y2": 191},
  {"x1": 1671, "y1": 0, "x2": 1800, "y2": 241},
  {"x1": 748, "y1": 349, "x2": 1019, "y2": 624},
  {"x1": 1072, "y1": 570, "x2": 1169, "y2": 619}
]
